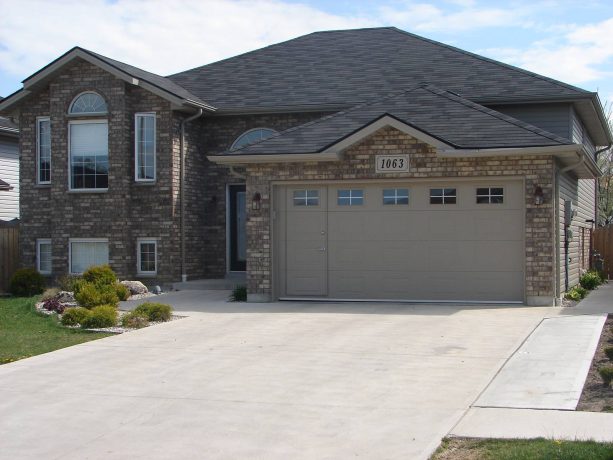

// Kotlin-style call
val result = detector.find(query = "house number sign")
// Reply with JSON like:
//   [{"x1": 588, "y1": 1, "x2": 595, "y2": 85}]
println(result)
[{"x1": 375, "y1": 154, "x2": 409, "y2": 173}]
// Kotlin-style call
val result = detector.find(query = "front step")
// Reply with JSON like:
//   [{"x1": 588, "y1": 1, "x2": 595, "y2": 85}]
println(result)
[{"x1": 172, "y1": 273, "x2": 246, "y2": 291}]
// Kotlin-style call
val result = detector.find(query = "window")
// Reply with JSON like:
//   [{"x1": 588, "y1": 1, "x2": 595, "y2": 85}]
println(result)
[
  {"x1": 337, "y1": 189, "x2": 364, "y2": 206},
  {"x1": 69, "y1": 120, "x2": 109, "y2": 190},
  {"x1": 476, "y1": 187, "x2": 504, "y2": 204},
  {"x1": 69, "y1": 239, "x2": 109, "y2": 274},
  {"x1": 137, "y1": 239, "x2": 157, "y2": 275},
  {"x1": 69, "y1": 92, "x2": 107, "y2": 115},
  {"x1": 293, "y1": 190, "x2": 319, "y2": 206},
  {"x1": 37, "y1": 117, "x2": 51, "y2": 184},
  {"x1": 430, "y1": 188, "x2": 456, "y2": 204},
  {"x1": 135, "y1": 113, "x2": 156, "y2": 181},
  {"x1": 37, "y1": 239, "x2": 52, "y2": 275},
  {"x1": 383, "y1": 188, "x2": 409, "y2": 205},
  {"x1": 230, "y1": 128, "x2": 277, "y2": 151}
]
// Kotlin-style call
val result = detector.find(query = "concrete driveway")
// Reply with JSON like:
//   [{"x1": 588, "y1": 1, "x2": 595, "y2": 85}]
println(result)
[{"x1": 0, "y1": 297, "x2": 553, "y2": 460}]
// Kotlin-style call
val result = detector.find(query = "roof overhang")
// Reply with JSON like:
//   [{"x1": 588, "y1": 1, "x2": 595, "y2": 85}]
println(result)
[
  {"x1": 208, "y1": 152, "x2": 340, "y2": 164},
  {"x1": 0, "y1": 48, "x2": 215, "y2": 114}
]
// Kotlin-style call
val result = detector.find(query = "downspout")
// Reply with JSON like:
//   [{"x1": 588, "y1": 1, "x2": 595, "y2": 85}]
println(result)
[{"x1": 180, "y1": 108, "x2": 203, "y2": 282}]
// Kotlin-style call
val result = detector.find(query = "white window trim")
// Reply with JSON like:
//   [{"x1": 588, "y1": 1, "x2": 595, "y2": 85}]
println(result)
[
  {"x1": 476, "y1": 186, "x2": 505, "y2": 204},
  {"x1": 68, "y1": 91, "x2": 108, "y2": 116},
  {"x1": 134, "y1": 112, "x2": 156, "y2": 182},
  {"x1": 36, "y1": 238, "x2": 52, "y2": 275},
  {"x1": 429, "y1": 188, "x2": 457, "y2": 205},
  {"x1": 337, "y1": 189, "x2": 364, "y2": 206},
  {"x1": 68, "y1": 119, "x2": 109, "y2": 192},
  {"x1": 68, "y1": 238, "x2": 109, "y2": 274},
  {"x1": 36, "y1": 117, "x2": 51, "y2": 185},
  {"x1": 382, "y1": 188, "x2": 409, "y2": 205},
  {"x1": 137, "y1": 238, "x2": 158, "y2": 276},
  {"x1": 230, "y1": 127, "x2": 278, "y2": 151},
  {"x1": 292, "y1": 189, "x2": 320, "y2": 206}
]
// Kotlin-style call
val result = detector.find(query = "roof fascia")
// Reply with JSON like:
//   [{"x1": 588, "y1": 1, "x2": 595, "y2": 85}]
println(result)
[{"x1": 207, "y1": 152, "x2": 339, "y2": 164}]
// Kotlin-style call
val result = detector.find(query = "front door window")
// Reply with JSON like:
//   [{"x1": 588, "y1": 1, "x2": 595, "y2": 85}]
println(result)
[{"x1": 229, "y1": 185, "x2": 247, "y2": 271}]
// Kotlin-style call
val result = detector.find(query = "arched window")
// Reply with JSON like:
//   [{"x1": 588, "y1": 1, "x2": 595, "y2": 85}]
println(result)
[
  {"x1": 69, "y1": 92, "x2": 107, "y2": 115},
  {"x1": 230, "y1": 128, "x2": 277, "y2": 151}
]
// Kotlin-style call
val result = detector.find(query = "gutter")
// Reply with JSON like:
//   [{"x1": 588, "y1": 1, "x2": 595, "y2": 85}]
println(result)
[{"x1": 180, "y1": 108, "x2": 204, "y2": 282}]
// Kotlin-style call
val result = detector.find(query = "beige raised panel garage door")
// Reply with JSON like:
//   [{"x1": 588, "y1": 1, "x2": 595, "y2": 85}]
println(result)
[{"x1": 276, "y1": 181, "x2": 524, "y2": 302}]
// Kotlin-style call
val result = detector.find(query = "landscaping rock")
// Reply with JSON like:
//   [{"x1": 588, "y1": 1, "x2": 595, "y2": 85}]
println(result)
[
  {"x1": 120, "y1": 280, "x2": 148, "y2": 295},
  {"x1": 56, "y1": 291, "x2": 76, "y2": 304}
]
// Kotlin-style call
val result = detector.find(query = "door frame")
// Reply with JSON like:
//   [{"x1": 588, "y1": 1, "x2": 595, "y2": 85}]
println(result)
[{"x1": 226, "y1": 183, "x2": 247, "y2": 273}]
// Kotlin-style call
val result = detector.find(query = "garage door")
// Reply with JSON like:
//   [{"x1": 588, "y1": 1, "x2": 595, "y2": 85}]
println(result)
[{"x1": 275, "y1": 181, "x2": 524, "y2": 302}]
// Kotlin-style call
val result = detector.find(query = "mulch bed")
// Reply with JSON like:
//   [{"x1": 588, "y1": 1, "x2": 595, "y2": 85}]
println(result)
[{"x1": 577, "y1": 314, "x2": 613, "y2": 412}]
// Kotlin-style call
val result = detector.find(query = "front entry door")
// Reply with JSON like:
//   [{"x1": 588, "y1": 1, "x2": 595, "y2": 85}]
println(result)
[{"x1": 229, "y1": 185, "x2": 246, "y2": 271}]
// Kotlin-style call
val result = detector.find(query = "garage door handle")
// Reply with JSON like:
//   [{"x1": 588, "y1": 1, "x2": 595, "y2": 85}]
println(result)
[{"x1": 319, "y1": 247, "x2": 326, "y2": 252}]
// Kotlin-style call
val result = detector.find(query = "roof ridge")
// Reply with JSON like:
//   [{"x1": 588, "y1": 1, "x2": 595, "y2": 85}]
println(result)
[
  {"x1": 387, "y1": 27, "x2": 588, "y2": 96},
  {"x1": 421, "y1": 85, "x2": 570, "y2": 144}
]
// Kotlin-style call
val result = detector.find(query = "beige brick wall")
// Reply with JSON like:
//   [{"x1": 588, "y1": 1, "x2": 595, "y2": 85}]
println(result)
[{"x1": 246, "y1": 126, "x2": 556, "y2": 304}]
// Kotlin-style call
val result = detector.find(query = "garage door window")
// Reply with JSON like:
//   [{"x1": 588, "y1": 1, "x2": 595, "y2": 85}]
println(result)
[
  {"x1": 430, "y1": 188, "x2": 456, "y2": 204},
  {"x1": 383, "y1": 188, "x2": 409, "y2": 205},
  {"x1": 293, "y1": 190, "x2": 319, "y2": 206},
  {"x1": 476, "y1": 187, "x2": 504, "y2": 204},
  {"x1": 338, "y1": 189, "x2": 363, "y2": 206}
]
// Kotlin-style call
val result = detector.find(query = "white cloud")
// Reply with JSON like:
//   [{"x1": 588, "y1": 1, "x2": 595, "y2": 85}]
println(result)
[
  {"x1": 378, "y1": 2, "x2": 532, "y2": 32},
  {"x1": 0, "y1": 0, "x2": 373, "y2": 80},
  {"x1": 480, "y1": 17, "x2": 613, "y2": 87}
]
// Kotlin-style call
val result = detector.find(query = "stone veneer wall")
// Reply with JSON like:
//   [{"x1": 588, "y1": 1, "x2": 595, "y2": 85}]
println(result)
[
  {"x1": 245, "y1": 126, "x2": 556, "y2": 305},
  {"x1": 17, "y1": 59, "x2": 180, "y2": 284}
]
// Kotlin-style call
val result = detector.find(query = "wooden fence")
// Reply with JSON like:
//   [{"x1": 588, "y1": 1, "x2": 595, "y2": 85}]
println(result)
[
  {"x1": 593, "y1": 225, "x2": 613, "y2": 280},
  {"x1": 0, "y1": 223, "x2": 19, "y2": 293}
]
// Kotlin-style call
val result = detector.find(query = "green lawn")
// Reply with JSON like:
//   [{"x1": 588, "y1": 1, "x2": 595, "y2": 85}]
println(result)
[
  {"x1": 432, "y1": 438, "x2": 613, "y2": 460},
  {"x1": 0, "y1": 296, "x2": 112, "y2": 364}
]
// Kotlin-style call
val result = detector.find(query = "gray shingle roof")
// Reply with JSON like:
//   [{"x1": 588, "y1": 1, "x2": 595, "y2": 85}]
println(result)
[
  {"x1": 0, "y1": 98, "x2": 18, "y2": 133},
  {"x1": 169, "y1": 27, "x2": 588, "y2": 112},
  {"x1": 225, "y1": 84, "x2": 572, "y2": 155}
]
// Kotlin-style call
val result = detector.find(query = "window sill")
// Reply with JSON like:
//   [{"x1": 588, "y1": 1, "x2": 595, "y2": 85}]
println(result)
[
  {"x1": 35, "y1": 184, "x2": 51, "y2": 189},
  {"x1": 68, "y1": 189, "x2": 108, "y2": 194},
  {"x1": 137, "y1": 272, "x2": 157, "y2": 278},
  {"x1": 134, "y1": 181, "x2": 157, "y2": 186}
]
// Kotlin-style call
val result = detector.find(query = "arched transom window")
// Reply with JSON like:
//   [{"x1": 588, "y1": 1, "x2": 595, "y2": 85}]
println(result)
[
  {"x1": 69, "y1": 92, "x2": 108, "y2": 115},
  {"x1": 230, "y1": 128, "x2": 277, "y2": 151}
]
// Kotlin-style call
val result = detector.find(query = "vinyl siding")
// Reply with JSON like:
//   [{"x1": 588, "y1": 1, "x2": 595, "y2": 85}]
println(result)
[
  {"x1": 488, "y1": 103, "x2": 571, "y2": 141},
  {"x1": 557, "y1": 168, "x2": 595, "y2": 294},
  {"x1": 0, "y1": 137, "x2": 19, "y2": 220},
  {"x1": 570, "y1": 107, "x2": 596, "y2": 157}
]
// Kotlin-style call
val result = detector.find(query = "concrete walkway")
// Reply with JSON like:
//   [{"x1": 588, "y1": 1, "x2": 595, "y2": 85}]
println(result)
[
  {"x1": 450, "y1": 283, "x2": 613, "y2": 442},
  {"x1": 0, "y1": 301, "x2": 552, "y2": 460}
]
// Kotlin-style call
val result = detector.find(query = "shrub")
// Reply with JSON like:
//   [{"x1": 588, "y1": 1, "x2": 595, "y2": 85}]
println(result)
[
  {"x1": 61, "y1": 307, "x2": 91, "y2": 326},
  {"x1": 605, "y1": 347, "x2": 613, "y2": 362},
  {"x1": 114, "y1": 283, "x2": 130, "y2": 301},
  {"x1": 598, "y1": 366, "x2": 613, "y2": 387},
  {"x1": 41, "y1": 287, "x2": 60, "y2": 301},
  {"x1": 74, "y1": 282, "x2": 119, "y2": 309},
  {"x1": 81, "y1": 305, "x2": 118, "y2": 329},
  {"x1": 230, "y1": 285, "x2": 247, "y2": 302},
  {"x1": 42, "y1": 298, "x2": 65, "y2": 314},
  {"x1": 82, "y1": 264, "x2": 117, "y2": 287},
  {"x1": 134, "y1": 302, "x2": 172, "y2": 322},
  {"x1": 575, "y1": 286, "x2": 588, "y2": 298},
  {"x1": 57, "y1": 274, "x2": 83, "y2": 292},
  {"x1": 121, "y1": 311, "x2": 149, "y2": 329},
  {"x1": 9, "y1": 268, "x2": 46, "y2": 297},
  {"x1": 579, "y1": 271, "x2": 602, "y2": 290},
  {"x1": 564, "y1": 288, "x2": 582, "y2": 302}
]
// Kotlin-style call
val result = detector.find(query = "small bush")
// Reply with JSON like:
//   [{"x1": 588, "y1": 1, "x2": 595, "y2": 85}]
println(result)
[
  {"x1": 81, "y1": 305, "x2": 118, "y2": 329},
  {"x1": 605, "y1": 347, "x2": 613, "y2": 362},
  {"x1": 579, "y1": 271, "x2": 602, "y2": 290},
  {"x1": 82, "y1": 264, "x2": 117, "y2": 287},
  {"x1": 121, "y1": 311, "x2": 149, "y2": 329},
  {"x1": 598, "y1": 366, "x2": 613, "y2": 387},
  {"x1": 74, "y1": 282, "x2": 119, "y2": 309},
  {"x1": 61, "y1": 307, "x2": 91, "y2": 326},
  {"x1": 42, "y1": 298, "x2": 65, "y2": 314},
  {"x1": 575, "y1": 286, "x2": 588, "y2": 298},
  {"x1": 114, "y1": 283, "x2": 130, "y2": 301},
  {"x1": 230, "y1": 285, "x2": 247, "y2": 302},
  {"x1": 134, "y1": 302, "x2": 172, "y2": 322},
  {"x1": 9, "y1": 268, "x2": 46, "y2": 297},
  {"x1": 57, "y1": 274, "x2": 83, "y2": 292},
  {"x1": 41, "y1": 287, "x2": 60, "y2": 301},
  {"x1": 564, "y1": 287, "x2": 582, "y2": 301}
]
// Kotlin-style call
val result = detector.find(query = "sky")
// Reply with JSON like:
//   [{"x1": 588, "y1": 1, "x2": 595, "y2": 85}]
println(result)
[{"x1": 0, "y1": 0, "x2": 612, "y2": 106}]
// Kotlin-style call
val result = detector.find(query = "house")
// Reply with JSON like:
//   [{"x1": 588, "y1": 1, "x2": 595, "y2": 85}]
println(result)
[
  {"x1": 0, "y1": 97, "x2": 19, "y2": 221},
  {"x1": 0, "y1": 27, "x2": 610, "y2": 305}
]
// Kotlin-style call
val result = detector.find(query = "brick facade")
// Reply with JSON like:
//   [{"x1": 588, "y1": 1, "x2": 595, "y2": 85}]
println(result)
[{"x1": 246, "y1": 126, "x2": 556, "y2": 305}]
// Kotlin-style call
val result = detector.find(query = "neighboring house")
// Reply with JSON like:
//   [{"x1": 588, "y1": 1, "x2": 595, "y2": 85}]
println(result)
[
  {"x1": 0, "y1": 97, "x2": 19, "y2": 221},
  {"x1": 0, "y1": 27, "x2": 610, "y2": 305}
]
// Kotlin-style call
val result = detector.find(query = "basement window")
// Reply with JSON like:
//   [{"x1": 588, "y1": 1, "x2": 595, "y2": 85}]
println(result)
[
  {"x1": 430, "y1": 188, "x2": 456, "y2": 204},
  {"x1": 69, "y1": 239, "x2": 109, "y2": 274},
  {"x1": 476, "y1": 187, "x2": 504, "y2": 204}
]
